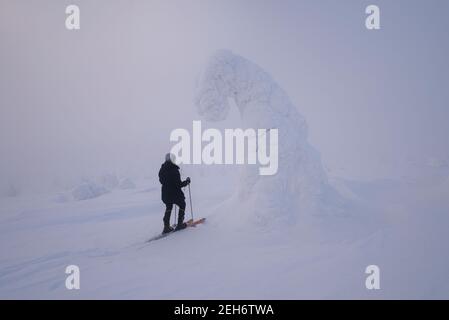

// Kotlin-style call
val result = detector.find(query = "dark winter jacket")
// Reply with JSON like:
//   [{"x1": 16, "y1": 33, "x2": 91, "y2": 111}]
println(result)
[{"x1": 158, "y1": 161, "x2": 188, "y2": 204}]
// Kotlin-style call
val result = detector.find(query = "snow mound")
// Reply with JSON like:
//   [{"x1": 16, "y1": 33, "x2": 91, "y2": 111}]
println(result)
[
  {"x1": 96, "y1": 174, "x2": 119, "y2": 190},
  {"x1": 1, "y1": 181, "x2": 20, "y2": 198},
  {"x1": 72, "y1": 182, "x2": 109, "y2": 201},
  {"x1": 119, "y1": 178, "x2": 136, "y2": 190},
  {"x1": 195, "y1": 50, "x2": 344, "y2": 227},
  {"x1": 426, "y1": 157, "x2": 449, "y2": 168}
]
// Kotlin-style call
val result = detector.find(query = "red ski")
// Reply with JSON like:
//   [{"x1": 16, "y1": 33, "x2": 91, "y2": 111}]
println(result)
[
  {"x1": 145, "y1": 218, "x2": 206, "y2": 244},
  {"x1": 186, "y1": 217, "x2": 206, "y2": 227}
]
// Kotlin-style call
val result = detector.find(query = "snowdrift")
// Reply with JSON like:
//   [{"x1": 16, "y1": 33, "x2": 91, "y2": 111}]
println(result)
[
  {"x1": 71, "y1": 181, "x2": 109, "y2": 201},
  {"x1": 119, "y1": 178, "x2": 136, "y2": 190}
]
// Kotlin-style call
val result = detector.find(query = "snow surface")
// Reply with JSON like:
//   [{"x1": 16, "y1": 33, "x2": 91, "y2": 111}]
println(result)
[
  {"x1": 1, "y1": 174, "x2": 448, "y2": 299},
  {"x1": 1, "y1": 51, "x2": 448, "y2": 299}
]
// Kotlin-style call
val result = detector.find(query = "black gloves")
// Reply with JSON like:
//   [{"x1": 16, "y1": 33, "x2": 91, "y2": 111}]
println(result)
[{"x1": 186, "y1": 177, "x2": 191, "y2": 185}]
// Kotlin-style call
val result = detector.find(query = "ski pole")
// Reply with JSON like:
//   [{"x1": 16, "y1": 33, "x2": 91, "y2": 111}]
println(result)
[
  {"x1": 174, "y1": 205, "x2": 177, "y2": 226},
  {"x1": 188, "y1": 183, "x2": 194, "y2": 221}
]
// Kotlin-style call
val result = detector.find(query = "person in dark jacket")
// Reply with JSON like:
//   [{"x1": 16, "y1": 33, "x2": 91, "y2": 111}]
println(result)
[{"x1": 158, "y1": 153, "x2": 191, "y2": 234}]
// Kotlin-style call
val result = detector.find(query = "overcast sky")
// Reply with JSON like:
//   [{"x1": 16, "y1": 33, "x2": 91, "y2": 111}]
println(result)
[{"x1": 1, "y1": 0, "x2": 448, "y2": 191}]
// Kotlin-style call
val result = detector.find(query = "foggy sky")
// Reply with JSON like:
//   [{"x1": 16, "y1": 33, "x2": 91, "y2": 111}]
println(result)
[{"x1": 1, "y1": 0, "x2": 448, "y2": 192}]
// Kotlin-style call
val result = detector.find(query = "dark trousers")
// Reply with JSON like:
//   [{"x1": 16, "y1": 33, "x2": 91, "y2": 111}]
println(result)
[{"x1": 163, "y1": 199, "x2": 186, "y2": 226}]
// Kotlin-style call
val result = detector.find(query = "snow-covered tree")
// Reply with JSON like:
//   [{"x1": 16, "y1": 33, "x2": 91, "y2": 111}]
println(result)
[{"x1": 195, "y1": 50, "x2": 342, "y2": 226}]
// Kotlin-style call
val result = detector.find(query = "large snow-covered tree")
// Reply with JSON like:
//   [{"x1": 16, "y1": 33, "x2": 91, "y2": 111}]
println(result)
[{"x1": 195, "y1": 50, "x2": 343, "y2": 226}]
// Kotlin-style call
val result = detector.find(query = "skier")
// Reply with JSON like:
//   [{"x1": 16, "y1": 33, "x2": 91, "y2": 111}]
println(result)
[{"x1": 158, "y1": 153, "x2": 191, "y2": 234}]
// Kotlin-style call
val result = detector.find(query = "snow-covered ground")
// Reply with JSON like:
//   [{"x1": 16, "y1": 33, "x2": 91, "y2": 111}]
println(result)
[{"x1": 0, "y1": 168, "x2": 448, "y2": 299}]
